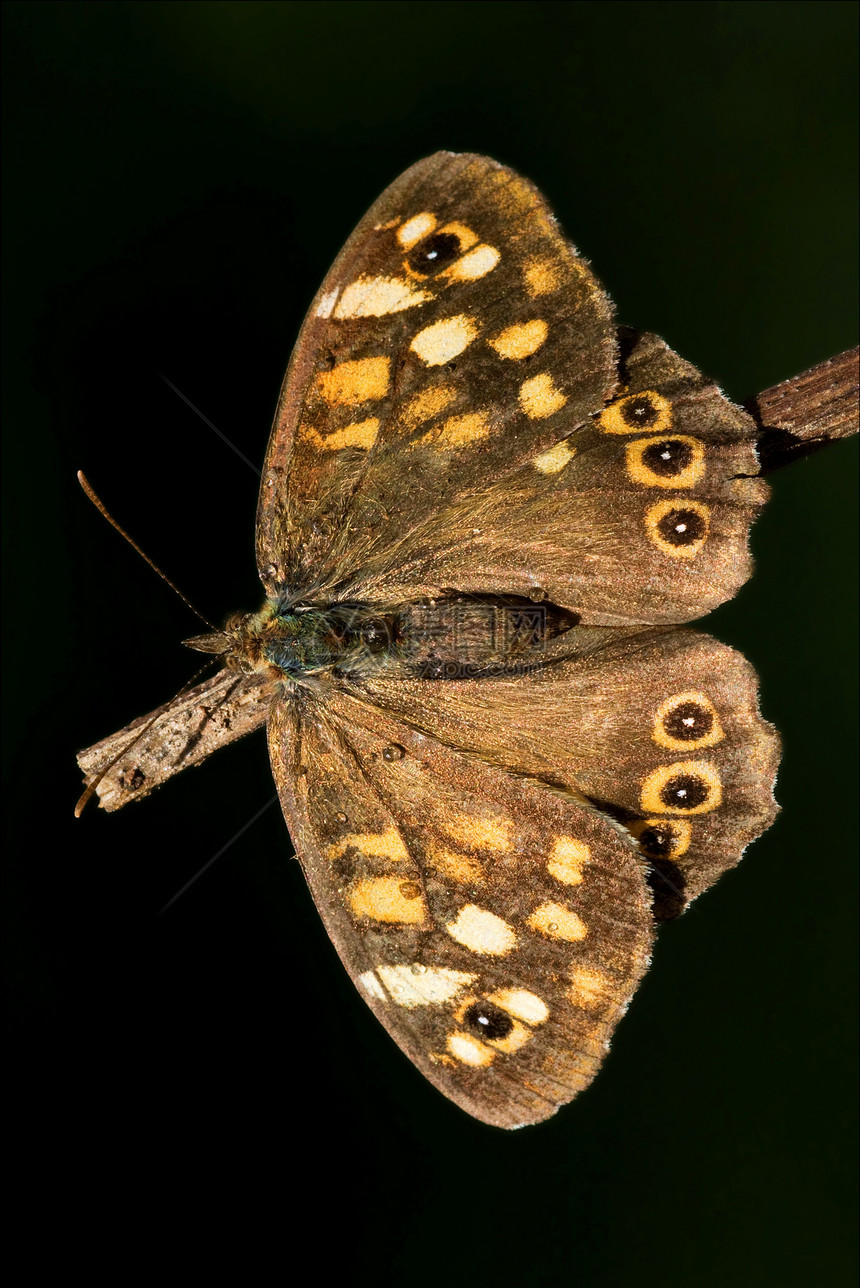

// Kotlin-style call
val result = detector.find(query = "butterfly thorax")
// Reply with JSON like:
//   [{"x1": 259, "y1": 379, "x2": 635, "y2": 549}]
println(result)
[{"x1": 184, "y1": 603, "x2": 397, "y2": 679}]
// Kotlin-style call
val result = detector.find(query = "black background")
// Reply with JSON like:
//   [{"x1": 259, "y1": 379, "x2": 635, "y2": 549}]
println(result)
[{"x1": 3, "y1": 3, "x2": 857, "y2": 1282}]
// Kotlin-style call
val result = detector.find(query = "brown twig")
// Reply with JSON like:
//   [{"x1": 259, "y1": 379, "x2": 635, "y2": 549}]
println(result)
[{"x1": 745, "y1": 346, "x2": 859, "y2": 473}]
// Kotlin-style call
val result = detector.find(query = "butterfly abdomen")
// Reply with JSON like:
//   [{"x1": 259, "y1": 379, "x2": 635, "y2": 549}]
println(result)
[{"x1": 390, "y1": 596, "x2": 580, "y2": 678}]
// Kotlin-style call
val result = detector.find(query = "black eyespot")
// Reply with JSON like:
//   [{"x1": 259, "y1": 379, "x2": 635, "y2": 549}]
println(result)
[
  {"x1": 641, "y1": 439, "x2": 694, "y2": 477},
  {"x1": 464, "y1": 1002, "x2": 514, "y2": 1042},
  {"x1": 621, "y1": 394, "x2": 661, "y2": 428},
  {"x1": 656, "y1": 508, "x2": 706, "y2": 546},
  {"x1": 662, "y1": 701, "x2": 714, "y2": 742},
  {"x1": 382, "y1": 743, "x2": 405, "y2": 762},
  {"x1": 659, "y1": 773, "x2": 710, "y2": 811},
  {"x1": 637, "y1": 824, "x2": 676, "y2": 858},
  {"x1": 406, "y1": 231, "x2": 461, "y2": 276}
]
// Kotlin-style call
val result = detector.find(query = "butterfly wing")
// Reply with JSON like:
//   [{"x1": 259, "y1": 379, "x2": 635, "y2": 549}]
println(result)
[
  {"x1": 255, "y1": 150, "x2": 617, "y2": 601},
  {"x1": 257, "y1": 152, "x2": 767, "y2": 624},
  {"x1": 347, "y1": 627, "x2": 780, "y2": 917},
  {"x1": 268, "y1": 689, "x2": 653, "y2": 1128}
]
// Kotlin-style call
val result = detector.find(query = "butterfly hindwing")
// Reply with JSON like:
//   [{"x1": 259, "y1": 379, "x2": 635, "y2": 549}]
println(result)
[
  {"x1": 332, "y1": 331, "x2": 771, "y2": 623},
  {"x1": 347, "y1": 627, "x2": 780, "y2": 917},
  {"x1": 267, "y1": 689, "x2": 653, "y2": 1128}
]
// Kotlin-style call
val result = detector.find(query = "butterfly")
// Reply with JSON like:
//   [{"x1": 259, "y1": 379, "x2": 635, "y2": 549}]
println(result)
[{"x1": 76, "y1": 152, "x2": 854, "y2": 1128}]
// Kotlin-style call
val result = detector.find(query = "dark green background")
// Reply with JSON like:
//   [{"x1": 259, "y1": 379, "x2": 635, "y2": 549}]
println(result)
[{"x1": 3, "y1": 2, "x2": 857, "y2": 1282}]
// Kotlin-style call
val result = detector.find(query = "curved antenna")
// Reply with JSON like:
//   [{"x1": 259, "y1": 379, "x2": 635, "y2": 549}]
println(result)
[{"x1": 76, "y1": 470, "x2": 218, "y2": 630}]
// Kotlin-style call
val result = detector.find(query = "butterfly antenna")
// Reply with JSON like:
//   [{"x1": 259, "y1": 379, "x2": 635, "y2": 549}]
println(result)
[
  {"x1": 74, "y1": 659, "x2": 216, "y2": 818},
  {"x1": 76, "y1": 470, "x2": 218, "y2": 630}
]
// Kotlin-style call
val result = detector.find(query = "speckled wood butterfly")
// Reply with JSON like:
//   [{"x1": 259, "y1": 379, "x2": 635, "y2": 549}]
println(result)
[{"x1": 77, "y1": 153, "x2": 858, "y2": 1128}]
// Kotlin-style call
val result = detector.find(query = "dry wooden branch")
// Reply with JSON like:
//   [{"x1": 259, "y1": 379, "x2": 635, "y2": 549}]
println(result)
[
  {"x1": 77, "y1": 671, "x2": 269, "y2": 812},
  {"x1": 747, "y1": 346, "x2": 859, "y2": 473}
]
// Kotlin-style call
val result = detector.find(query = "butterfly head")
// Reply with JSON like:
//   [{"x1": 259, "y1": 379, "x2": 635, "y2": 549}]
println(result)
[{"x1": 183, "y1": 605, "x2": 286, "y2": 678}]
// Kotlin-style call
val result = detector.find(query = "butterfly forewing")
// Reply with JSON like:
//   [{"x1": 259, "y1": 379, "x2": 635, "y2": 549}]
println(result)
[
  {"x1": 255, "y1": 151, "x2": 617, "y2": 601},
  {"x1": 267, "y1": 690, "x2": 653, "y2": 1128}
]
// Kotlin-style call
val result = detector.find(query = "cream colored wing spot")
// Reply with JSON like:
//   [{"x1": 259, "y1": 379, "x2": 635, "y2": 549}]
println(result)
[
  {"x1": 333, "y1": 276, "x2": 432, "y2": 319},
  {"x1": 523, "y1": 257, "x2": 561, "y2": 296},
  {"x1": 645, "y1": 499, "x2": 710, "y2": 558},
  {"x1": 625, "y1": 434, "x2": 705, "y2": 488},
  {"x1": 489, "y1": 319, "x2": 548, "y2": 360},
  {"x1": 402, "y1": 384, "x2": 458, "y2": 428},
  {"x1": 356, "y1": 970, "x2": 388, "y2": 1003},
  {"x1": 652, "y1": 691, "x2": 724, "y2": 751},
  {"x1": 410, "y1": 314, "x2": 479, "y2": 366},
  {"x1": 547, "y1": 836, "x2": 590, "y2": 886},
  {"x1": 640, "y1": 760, "x2": 722, "y2": 816},
  {"x1": 568, "y1": 965, "x2": 613, "y2": 1010},
  {"x1": 526, "y1": 901, "x2": 588, "y2": 942},
  {"x1": 425, "y1": 842, "x2": 485, "y2": 885},
  {"x1": 315, "y1": 288, "x2": 339, "y2": 319},
  {"x1": 444, "y1": 244, "x2": 500, "y2": 282},
  {"x1": 376, "y1": 964, "x2": 477, "y2": 1007},
  {"x1": 519, "y1": 373, "x2": 568, "y2": 420},
  {"x1": 317, "y1": 356, "x2": 391, "y2": 405},
  {"x1": 600, "y1": 390, "x2": 672, "y2": 435},
  {"x1": 423, "y1": 410, "x2": 492, "y2": 449},
  {"x1": 348, "y1": 876, "x2": 428, "y2": 924},
  {"x1": 487, "y1": 988, "x2": 550, "y2": 1025},
  {"x1": 328, "y1": 825, "x2": 409, "y2": 863},
  {"x1": 629, "y1": 818, "x2": 692, "y2": 860},
  {"x1": 445, "y1": 904, "x2": 518, "y2": 955},
  {"x1": 447, "y1": 1031, "x2": 495, "y2": 1067},
  {"x1": 531, "y1": 441, "x2": 576, "y2": 474},
  {"x1": 396, "y1": 212, "x2": 437, "y2": 248},
  {"x1": 440, "y1": 813, "x2": 512, "y2": 852},
  {"x1": 315, "y1": 419, "x2": 379, "y2": 452}
]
